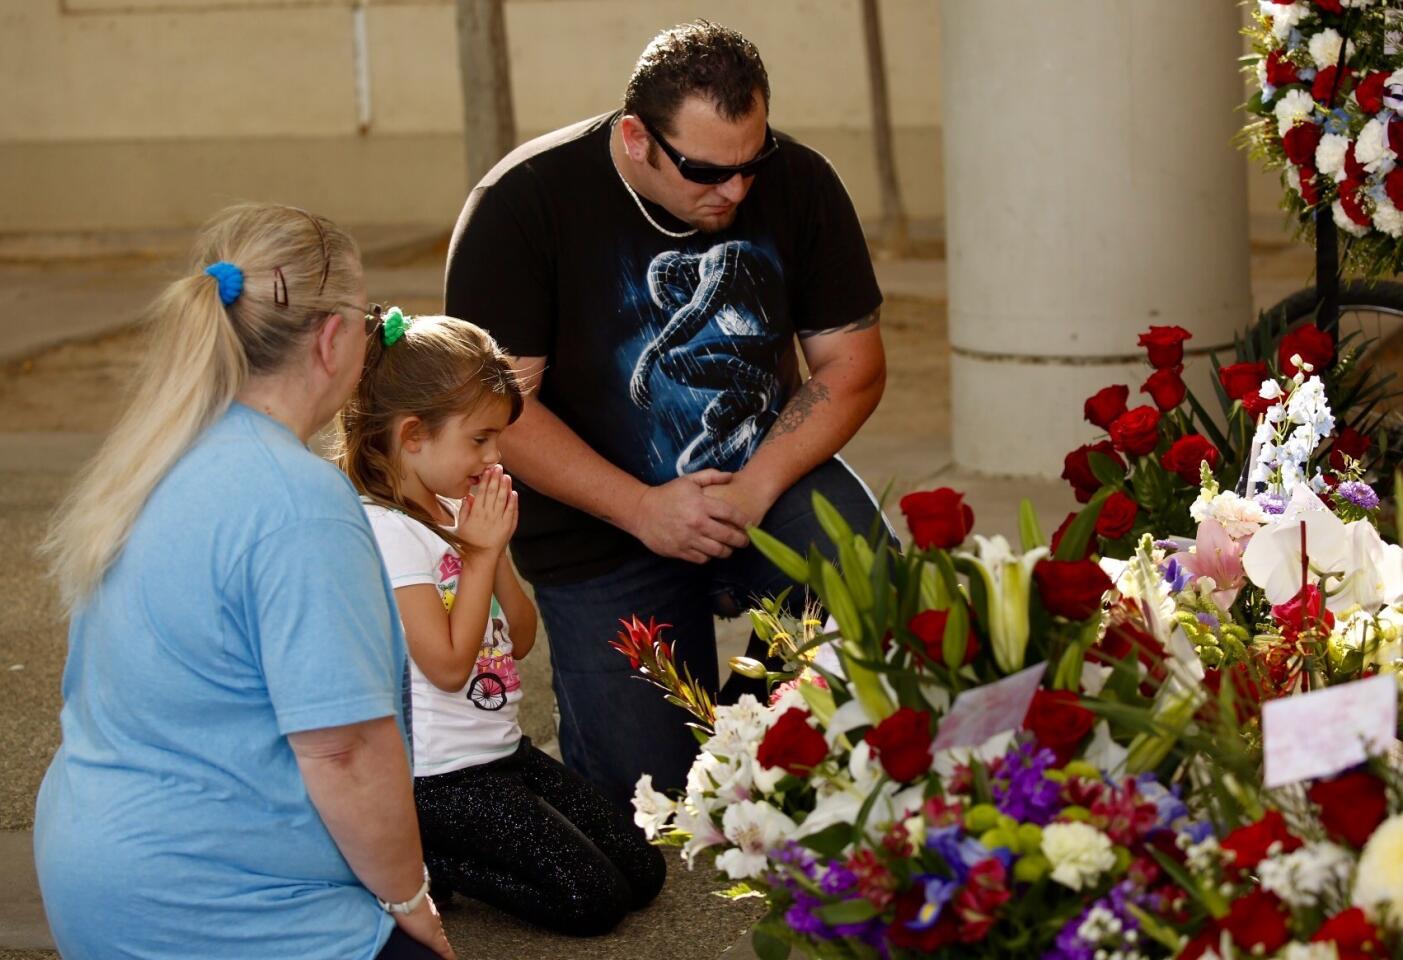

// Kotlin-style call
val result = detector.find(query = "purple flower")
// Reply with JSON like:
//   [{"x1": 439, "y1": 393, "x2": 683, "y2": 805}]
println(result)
[
  {"x1": 906, "y1": 875, "x2": 959, "y2": 931},
  {"x1": 991, "y1": 742, "x2": 1062, "y2": 825},
  {"x1": 819, "y1": 863, "x2": 858, "y2": 896},
  {"x1": 1162, "y1": 557, "x2": 1193, "y2": 592},
  {"x1": 1044, "y1": 880, "x2": 1143, "y2": 960},
  {"x1": 926, "y1": 825, "x2": 995, "y2": 883},
  {"x1": 1255, "y1": 492, "x2": 1288, "y2": 515},
  {"x1": 785, "y1": 893, "x2": 831, "y2": 938},
  {"x1": 1336, "y1": 480, "x2": 1380, "y2": 511}
]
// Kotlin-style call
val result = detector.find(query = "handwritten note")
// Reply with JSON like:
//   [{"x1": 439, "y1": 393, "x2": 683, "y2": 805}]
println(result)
[
  {"x1": 932, "y1": 663, "x2": 1047, "y2": 752},
  {"x1": 1262, "y1": 674, "x2": 1399, "y2": 788}
]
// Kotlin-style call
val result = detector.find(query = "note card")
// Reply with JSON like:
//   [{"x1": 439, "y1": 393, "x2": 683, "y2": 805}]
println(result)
[
  {"x1": 932, "y1": 662, "x2": 1047, "y2": 752},
  {"x1": 1262, "y1": 674, "x2": 1399, "y2": 788}
]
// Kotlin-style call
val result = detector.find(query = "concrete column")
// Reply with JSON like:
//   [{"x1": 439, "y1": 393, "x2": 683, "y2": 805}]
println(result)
[{"x1": 940, "y1": 0, "x2": 1251, "y2": 477}]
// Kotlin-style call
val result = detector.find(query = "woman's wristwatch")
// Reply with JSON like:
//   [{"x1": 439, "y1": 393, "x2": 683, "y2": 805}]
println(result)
[{"x1": 376, "y1": 865, "x2": 431, "y2": 915}]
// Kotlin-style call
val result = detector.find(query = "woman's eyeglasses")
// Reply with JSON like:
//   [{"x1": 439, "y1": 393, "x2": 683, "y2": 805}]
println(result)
[
  {"x1": 639, "y1": 117, "x2": 780, "y2": 185},
  {"x1": 363, "y1": 303, "x2": 384, "y2": 338}
]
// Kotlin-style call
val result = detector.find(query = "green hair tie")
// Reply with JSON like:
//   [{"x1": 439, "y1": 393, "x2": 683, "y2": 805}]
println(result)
[{"x1": 381, "y1": 306, "x2": 410, "y2": 347}]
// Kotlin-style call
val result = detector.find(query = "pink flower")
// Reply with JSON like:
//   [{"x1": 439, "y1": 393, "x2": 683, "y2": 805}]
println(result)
[{"x1": 1177, "y1": 519, "x2": 1245, "y2": 609}]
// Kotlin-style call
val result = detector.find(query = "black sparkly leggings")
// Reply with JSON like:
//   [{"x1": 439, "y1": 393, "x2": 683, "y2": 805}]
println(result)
[{"x1": 413, "y1": 738, "x2": 667, "y2": 937}]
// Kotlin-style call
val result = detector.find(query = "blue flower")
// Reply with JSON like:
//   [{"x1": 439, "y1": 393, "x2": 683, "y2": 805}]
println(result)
[
  {"x1": 1325, "y1": 108, "x2": 1352, "y2": 135},
  {"x1": 1262, "y1": 82, "x2": 1278, "y2": 104},
  {"x1": 1337, "y1": 480, "x2": 1380, "y2": 511},
  {"x1": 1163, "y1": 557, "x2": 1193, "y2": 592},
  {"x1": 907, "y1": 874, "x2": 960, "y2": 931},
  {"x1": 926, "y1": 825, "x2": 996, "y2": 883}
]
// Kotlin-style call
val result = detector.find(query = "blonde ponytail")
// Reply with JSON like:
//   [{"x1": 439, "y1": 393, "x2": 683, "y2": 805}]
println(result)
[{"x1": 40, "y1": 203, "x2": 361, "y2": 613}]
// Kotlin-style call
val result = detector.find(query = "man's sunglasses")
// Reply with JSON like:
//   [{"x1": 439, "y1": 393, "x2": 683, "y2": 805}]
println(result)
[{"x1": 639, "y1": 117, "x2": 780, "y2": 185}]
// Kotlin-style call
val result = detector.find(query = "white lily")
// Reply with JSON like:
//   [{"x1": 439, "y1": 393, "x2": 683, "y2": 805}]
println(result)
[
  {"x1": 631, "y1": 774, "x2": 677, "y2": 840},
  {"x1": 715, "y1": 800, "x2": 797, "y2": 880},
  {"x1": 963, "y1": 534, "x2": 1048, "y2": 674},
  {"x1": 672, "y1": 801, "x2": 726, "y2": 869}
]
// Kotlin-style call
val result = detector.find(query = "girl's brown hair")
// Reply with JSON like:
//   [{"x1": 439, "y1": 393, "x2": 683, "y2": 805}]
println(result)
[{"x1": 337, "y1": 314, "x2": 523, "y2": 551}]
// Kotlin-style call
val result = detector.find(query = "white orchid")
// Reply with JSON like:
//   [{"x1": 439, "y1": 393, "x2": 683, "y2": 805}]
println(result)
[
  {"x1": 963, "y1": 534, "x2": 1047, "y2": 674},
  {"x1": 715, "y1": 800, "x2": 797, "y2": 880},
  {"x1": 1243, "y1": 485, "x2": 1403, "y2": 612}
]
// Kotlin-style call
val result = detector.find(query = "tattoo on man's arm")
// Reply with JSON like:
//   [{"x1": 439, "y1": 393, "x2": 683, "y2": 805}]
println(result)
[
  {"x1": 764, "y1": 379, "x2": 831, "y2": 443},
  {"x1": 798, "y1": 308, "x2": 880, "y2": 340}
]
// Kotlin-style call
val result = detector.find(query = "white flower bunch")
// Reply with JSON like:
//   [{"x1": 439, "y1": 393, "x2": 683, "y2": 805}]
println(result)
[
  {"x1": 1248, "y1": 373, "x2": 1333, "y2": 498},
  {"x1": 1041, "y1": 822, "x2": 1117, "y2": 891},
  {"x1": 1258, "y1": 841, "x2": 1355, "y2": 910},
  {"x1": 1260, "y1": 0, "x2": 1311, "y2": 42}
]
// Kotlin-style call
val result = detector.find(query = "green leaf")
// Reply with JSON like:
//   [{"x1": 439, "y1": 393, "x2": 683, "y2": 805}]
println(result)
[
  {"x1": 1088, "y1": 451, "x2": 1127, "y2": 489},
  {"x1": 819, "y1": 561, "x2": 863, "y2": 645},
  {"x1": 1053, "y1": 487, "x2": 1113, "y2": 561},
  {"x1": 797, "y1": 821, "x2": 852, "y2": 858},
  {"x1": 1018, "y1": 498, "x2": 1046, "y2": 552},
  {"x1": 751, "y1": 928, "x2": 792, "y2": 960},
  {"x1": 816, "y1": 898, "x2": 879, "y2": 926},
  {"x1": 838, "y1": 538, "x2": 875, "y2": 610},
  {"x1": 812, "y1": 492, "x2": 855, "y2": 551},
  {"x1": 749, "y1": 527, "x2": 810, "y2": 584},
  {"x1": 942, "y1": 599, "x2": 971, "y2": 671}
]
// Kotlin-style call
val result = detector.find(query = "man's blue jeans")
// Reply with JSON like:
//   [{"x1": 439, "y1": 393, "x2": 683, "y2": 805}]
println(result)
[{"x1": 531, "y1": 457, "x2": 891, "y2": 808}]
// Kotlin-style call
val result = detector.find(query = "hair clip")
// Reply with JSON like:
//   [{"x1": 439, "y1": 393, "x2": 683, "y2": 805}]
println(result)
[
  {"x1": 272, "y1": 266, "x2": 289, "y2": 307},
  {"x1": 382, "y1": 306, "x2": 410, "y2": 347}
]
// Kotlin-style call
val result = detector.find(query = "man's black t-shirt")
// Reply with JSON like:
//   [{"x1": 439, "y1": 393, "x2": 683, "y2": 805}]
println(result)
[{"x1": 445, "y1": 112, "x2": 882, "y2": 585}]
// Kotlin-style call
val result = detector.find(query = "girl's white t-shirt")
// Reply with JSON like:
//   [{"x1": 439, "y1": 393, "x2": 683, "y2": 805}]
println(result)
[{"x1": 363, "y1": 501, "x2": 522, "y2": 777}]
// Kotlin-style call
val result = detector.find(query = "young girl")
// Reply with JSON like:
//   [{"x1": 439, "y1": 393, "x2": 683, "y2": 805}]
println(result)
[{"x1": 340, "y1": 311, "x2": 665, "y2": 936}]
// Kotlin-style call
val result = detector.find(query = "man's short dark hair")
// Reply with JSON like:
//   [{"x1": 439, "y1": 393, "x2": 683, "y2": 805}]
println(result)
[{"x1": 623, "y1": 20, "x2": 771, "y2": 134}]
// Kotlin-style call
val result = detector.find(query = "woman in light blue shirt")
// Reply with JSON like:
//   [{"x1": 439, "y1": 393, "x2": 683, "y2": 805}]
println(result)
[{"x1": 34, "y1": 203, "x2": 454, "y2": 960}]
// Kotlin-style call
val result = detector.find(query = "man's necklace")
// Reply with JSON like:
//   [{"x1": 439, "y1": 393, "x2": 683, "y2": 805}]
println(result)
[{"x1": 609, "y1": 130, "x2": 698, "y2": 239}]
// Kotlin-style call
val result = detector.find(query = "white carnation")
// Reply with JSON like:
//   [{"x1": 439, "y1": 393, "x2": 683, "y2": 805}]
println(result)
[
  {"x1": 1275, "y1": 88, "x2": 1317, "y2": 137},
  {"x1": 1315, "y1": 132, "x2": 1350, "y2": 182},
  {"x1": 1376, "y1": 195, "x2": 1403, "y2": 237},
  {"x1": 1310, "y1": 28, "x2": 1347, "y2": 69},
  {"x1": 1190, "y1": 491, "x2": 1269, "y2": 539},
  {"x1": 1041, "y1": 822, "x2": 1117, "y2": 891},
  {"x1": 1262, "y1": 1, "x2": 1310, "y2": 41},
  {"x1": 1355, "y1": 118, "x2": 1394, "y2": 172}
]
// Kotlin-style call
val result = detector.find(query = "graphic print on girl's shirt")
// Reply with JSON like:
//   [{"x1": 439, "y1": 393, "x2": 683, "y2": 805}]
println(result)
[{"x1": 434, "y1": 549, "x2": 521, "y2": 711}]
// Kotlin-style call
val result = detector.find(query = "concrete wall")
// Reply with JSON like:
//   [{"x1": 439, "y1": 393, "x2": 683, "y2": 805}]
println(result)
[{"x1": 0, "y1": 0, "x2": 1285, "y2": 234}]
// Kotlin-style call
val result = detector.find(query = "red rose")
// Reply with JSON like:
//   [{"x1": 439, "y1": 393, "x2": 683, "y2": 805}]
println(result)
[
  {"x1": 1314, "y1": 0, "x2": 1344, "y2": 12},
  {"x1": 1312, "y1": 907, "x2": 1385, "y2": 960},
  {"x1": 756, "y1": 707, "x2": 828, "y2": 777},
  {"x1": 1265, "y1": 49, "x2": 1300, "y2": 88},
  {"x1": 900, "y1": 487, "x2": 974, "y2": 550},
  {"x1": 1312, "y1": 65, "x2": 1352, "y2": 105},
  {"x1": 864, "y1": 707, "x2": 934, "y2": 782},
  {"x1": 1282, "y1": 122, "x2": 1324, "y2": 166},
  {"x1": 1330, "y1": 425, "x2": 1372, "y2": 472},
  {"x1": 1308, "y1": 770, "x2": 1389, "y2": 848},
  {"x1": 908, "y1": 609, "x2": 979, "y2": 666},
  {"x1": 1161, "y1": 435, "x2": 1221, "y2": 485},
  {"x1": 1279, "y1": 323, "x2": 1337, "y2": 377},
  {"x1": 1223, "y1": 890, "x2": 1291, "y2": 954},
  {"x1": 1344, "y1": 143, "x2": 1366, "y2": 181},
  {"x1": 1095, "y1": 491, "x2": 1138, "y2": 540},
  {"x1": 1386, "y1": 167, "x2": 1403, "y2": 210},
  {"x1": 1357, "y1": 70, "x2": 1389, "y2": 113},
  {"x1": 1177, "y1": 927, "x2": 1222, "y2": 960},
  {"x1": 1108, "y1": 406, "x2": 1162, "y2": 457},
  {"x1": 1299, "y1": 164, "x2": 1323, "y2": 206},
  {"x1": 1061, "y1": 441, "x2": 1125, "y2": 504},
  {"x1": 1339, "y1": 179, "x2": 1372, "y2": 227},
  {"x1": 1221, "y1": 810, "x2": 1302, "y2": 873},
  {"x1": 1389, "y1": 119, "x2": 1403, "y2": 156},
  {"x1": 1050, "y1": 511, "x2": 1093, "y2": 560},
  {"x1": 1023, "y1": 689, "x2": 1096, "y2": 764},
  {"x1": 1141, "y1": 365, "x2": 1186, "y2": 412},
  {"x1": 1273, "y1": 583, "x2": 1335, "y2": 643},
  {"x1": 1034, "y1": 559, "x2": 1113, "y2": 620},
  {"x1": 1218, "y1": 361, "x2": 1270, "y2": 402},
  {"x1": 1137, "y1": 325, "x2": 1193, "y2": 369},
  {"x1": 1084, "y1": 384, "x2": 1130, "y2": 430}
]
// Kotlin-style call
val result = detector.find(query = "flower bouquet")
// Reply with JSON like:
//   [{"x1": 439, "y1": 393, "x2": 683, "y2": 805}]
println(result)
[{"x1": 1162, "y1": 762, "x2": 1403, "y2": 960}]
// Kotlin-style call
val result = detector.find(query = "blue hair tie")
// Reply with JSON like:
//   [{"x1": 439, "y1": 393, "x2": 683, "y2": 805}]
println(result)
[{"x1": 204, "y1": 261, "x2": 244, "y2": 306}]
